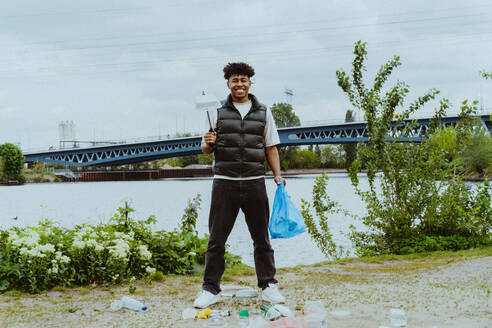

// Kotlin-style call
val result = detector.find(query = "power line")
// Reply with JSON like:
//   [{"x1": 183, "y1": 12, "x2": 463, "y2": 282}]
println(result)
[
  {"x1": 7, "y1": 12, "x2": 491, "y2": 54},
  {"x1": 2, "y1": 5, "x2": 491, "y2": 49},
  {"x1": 1, "y1": 31, "x2": 491, "y2": 79}
]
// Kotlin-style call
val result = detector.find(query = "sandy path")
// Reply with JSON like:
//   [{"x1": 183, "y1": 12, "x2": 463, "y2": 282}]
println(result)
[{"x1": 0, "y1": 256, "x2": 490, "y2": 328}]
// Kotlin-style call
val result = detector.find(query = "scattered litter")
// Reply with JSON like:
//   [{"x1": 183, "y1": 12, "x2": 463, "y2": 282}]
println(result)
[
  {"x1": 234, "y1": 288, "x2": 259, "y2": 298},
  {"x1": 182, "y1": 308, "x2": 197, "y2": 319},
  {"x1": 272, "y1": 304, "x2": 293, "y2": 317},
  {"x1": 389, "y1": 309, "x2": 407, "y2": 327},
  {"x1": 221, "y1": 285, "x2": 258, "y2": 298},
  {"x1": 238, "y1": 309, "x2": 250, "y2": 317},
  {"x1": 209, "y1": 310, "x2": 231, "y2": 318},
  {"x1": 182, "y1": 308, "x2": 231, "y2": 320},
  {"x1": 261, "y1": 303, "x2": 282, "y2": 321},
  {"x1": 238, "y1": 309, "x2": 250, "y2": 327},
  {"x1": 110, "y1": 296, "x2": 147, "y2": 312}
]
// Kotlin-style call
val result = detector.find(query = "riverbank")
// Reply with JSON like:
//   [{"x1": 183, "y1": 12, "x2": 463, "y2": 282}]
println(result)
[
  {"x1": 16, "y1": 167, "x2": 491, "y2": 184},
  {"x1": 1, "y1": 247, "x2": 490, "y2": 328}
]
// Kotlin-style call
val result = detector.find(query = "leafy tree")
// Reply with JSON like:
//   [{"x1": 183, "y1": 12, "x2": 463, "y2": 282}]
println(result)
[
  {"x1": 335, "y1": 41, "x2": 491, "y2": 255},
  {"x1": 270, "y1": 103, "x2": 301, "y2": 128},
  {"x1": 426, "y1": 122, "x2": 492, "y2": 176},
  {"x1": 319, "y1": 145, "x2": 344, "y2": 168},
  {"x1": 270, "y1": 102, "x2": 301, "y2": 170},
  {"x1": 343, "y1": 110, "x2": 357, "y2": 169},
  {"x1": 0, "y1": 143, "x2": 24, "y2": 183},
  {"x1": 458, "y1": 128, "x2": 492, "y2": 175},
  {"x1": 0, "y1": 157, "x2": 4, "y2": 181},
  {"x1": 291, "y1": 149, "x2": 321, "y2": 169}
]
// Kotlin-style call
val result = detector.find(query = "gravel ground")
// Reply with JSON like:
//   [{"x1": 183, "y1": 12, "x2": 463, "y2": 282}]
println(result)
[{"x1": 0, "y1": 256, "x2": 491, "y2": 328}]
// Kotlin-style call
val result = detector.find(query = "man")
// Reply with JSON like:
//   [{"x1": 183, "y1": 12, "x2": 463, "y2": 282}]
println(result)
[{"x1": 194, "y1": 62, "x2": 285, "y2": 309}]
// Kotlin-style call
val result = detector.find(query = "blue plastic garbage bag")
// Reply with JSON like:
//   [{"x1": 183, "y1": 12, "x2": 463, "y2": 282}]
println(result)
[{"x1": 269, "y1": 183, "x2": 306, "y2": 239}]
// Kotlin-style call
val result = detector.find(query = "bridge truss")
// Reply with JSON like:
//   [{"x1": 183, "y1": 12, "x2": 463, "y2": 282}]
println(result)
[{"x1": 24, "y1": 115, "x2": 491, "y2": 167}]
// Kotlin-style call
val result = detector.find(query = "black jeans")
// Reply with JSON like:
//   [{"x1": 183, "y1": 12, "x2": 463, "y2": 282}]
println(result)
[{"x1": 202, "y1": 178, "x2": 277, "y2": 295}]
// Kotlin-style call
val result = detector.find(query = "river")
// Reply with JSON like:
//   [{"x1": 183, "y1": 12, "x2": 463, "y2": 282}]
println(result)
[{"x1": 0, "y1": 174, "x2": 369, "y2": 268}]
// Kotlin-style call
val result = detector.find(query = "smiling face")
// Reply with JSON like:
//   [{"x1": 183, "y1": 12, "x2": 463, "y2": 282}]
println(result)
[{"x1": 227, "y1": 74, "x2": 251, "y2": 103}]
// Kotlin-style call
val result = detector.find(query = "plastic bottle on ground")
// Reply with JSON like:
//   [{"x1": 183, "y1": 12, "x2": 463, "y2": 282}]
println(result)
[
  {"x1": 182, "y1": 308, "x2": 197, "y2": 319},
  {"x1": 110, "y1": 296, "x2": 147, "y2": 311},
  {"x1": 233, "y1": 288, "x2": 259, "y2": 298},
  {"x1": 209, "y1": 310, "x2": 231, "y2": 318},
  {"x1": 261, "y1": 303, "x2": 282, "y2": 321},
  {"x1": 238, "y1": 309, "x2": 250, "y2": 327}
]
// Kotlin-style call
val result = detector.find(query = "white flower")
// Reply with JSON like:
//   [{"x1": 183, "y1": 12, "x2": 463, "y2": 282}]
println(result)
[
  {"x1": 37, "y1": 244, "x2": 55, "y2": 253},
  {"x1": 95, "y1": 244, "x2": 104, "y2": 252},
  {"x1": 8, "y1": 231, "x2": 19, "y2": 242},
  {"x1": 85, "y1": 239, "x2": 99, "y2": 248},
  {"x1": 145, "y1": 266, "x2": 156, "y2": 275},
  {"x1": 72, "y1": 240, "x2": 85, "y2": 249},
  {"x1": 10, "y1": 229, "x2": 40, "y2": 248},
  {"x1": 59, "y1": 255, "x2": 70, "y2": 264},
  {"x1": 109, "y1": 239, "x2": 130, "y2": 260},
  {"x1": 138, "y1": 245, "x2": 152, "y2": 261}
]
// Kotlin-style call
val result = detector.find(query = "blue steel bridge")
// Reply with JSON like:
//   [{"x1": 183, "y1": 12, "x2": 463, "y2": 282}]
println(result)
[{"x1": 24, "y1": 115, "x2": 492, "y2": 167}]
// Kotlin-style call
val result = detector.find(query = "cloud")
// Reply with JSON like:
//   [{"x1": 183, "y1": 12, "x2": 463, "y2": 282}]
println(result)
[{"x1": 0, "y1": 0, "x2": 491, "y2": 149}]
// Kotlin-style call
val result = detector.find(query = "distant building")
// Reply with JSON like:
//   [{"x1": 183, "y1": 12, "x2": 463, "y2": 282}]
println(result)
[{"x1": 59, "y1": 120, "x2": 76, "y2": 148}]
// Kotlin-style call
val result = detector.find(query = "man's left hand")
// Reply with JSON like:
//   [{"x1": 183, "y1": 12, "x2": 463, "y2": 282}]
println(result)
[{"x1": 274, "y1": 176, "x2": 286, "y2": 186}]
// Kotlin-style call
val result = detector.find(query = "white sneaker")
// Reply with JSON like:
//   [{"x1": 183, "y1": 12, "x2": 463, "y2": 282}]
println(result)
[
  {"x1": 193, "y1": 290, "x2": 220, "y2": 309},
  {"x1": 261, "y1": 283, "x2": 285, "y2": 304}
]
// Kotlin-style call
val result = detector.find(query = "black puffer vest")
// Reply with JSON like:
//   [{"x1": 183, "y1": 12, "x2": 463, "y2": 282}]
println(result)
[{"x1": 214, "y1": 94, "x2": 266, "y2": 177}]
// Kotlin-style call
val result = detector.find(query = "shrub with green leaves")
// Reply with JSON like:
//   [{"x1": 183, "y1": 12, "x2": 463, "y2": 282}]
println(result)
[
  {"x1": 0, "y1": 194, "x2": 241, "y2": 293},
  {"x1": 300, "y1": 173, "x2": 348, "y2": 259},
  {"x1": 295, "y1": 41, "x2": 491, "y2": 258},
  {"x1": 335, "y1": 41, "x2": 492, "y2": 255},
  {"x1": 0, "y1": 143, "x2": 24, "y2": 184}
]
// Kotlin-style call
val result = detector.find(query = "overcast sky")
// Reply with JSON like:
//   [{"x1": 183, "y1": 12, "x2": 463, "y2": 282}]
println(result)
[{"x1": 1, "y1": 0, "x2": 491, "y2": 150}]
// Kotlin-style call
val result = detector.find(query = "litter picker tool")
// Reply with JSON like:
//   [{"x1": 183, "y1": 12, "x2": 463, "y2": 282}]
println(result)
[{"x1": 195, "y1": 91, "x2": 221, "y2": 146}]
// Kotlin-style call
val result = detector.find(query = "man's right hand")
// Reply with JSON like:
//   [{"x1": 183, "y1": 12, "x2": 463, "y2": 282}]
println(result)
[{"x1": 204, "y1": 131, "x2": 217, "y2": 145}]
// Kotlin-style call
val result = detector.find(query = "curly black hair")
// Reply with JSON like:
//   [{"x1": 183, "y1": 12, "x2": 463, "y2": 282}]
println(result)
[{"x1": 223, "y1": 62, "x2": 255, "y2": 80}]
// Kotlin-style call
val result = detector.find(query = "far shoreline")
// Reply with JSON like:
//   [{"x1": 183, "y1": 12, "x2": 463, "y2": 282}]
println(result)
[{"x1": 13, "y1": 166, "x2": 490, "y2": 184}]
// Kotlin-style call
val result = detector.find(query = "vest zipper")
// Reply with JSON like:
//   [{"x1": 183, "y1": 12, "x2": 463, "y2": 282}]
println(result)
[{"x1": 240, "y1": 115, "x2": 244, "y2": 178}]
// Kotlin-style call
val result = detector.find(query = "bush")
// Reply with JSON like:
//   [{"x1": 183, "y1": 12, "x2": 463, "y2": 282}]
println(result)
[
  {"x1": 338, "y1": 41, "x2": 492, "y2": 255},
  {"x1": 300, "y1": 173, "x2": 348, "y2": 259},
  {"x1": 0, "y1": 194, "x2": 241, "y2": 293},
  {"x1": 0, "y1": 143, "x2": 24, "y2": 183},
  {"x1": 458, "y1": 128, "x2": 492, "y2": 175},
  {"x1": 0, "y1": 156, "x2": 4, "y2": 180}
]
